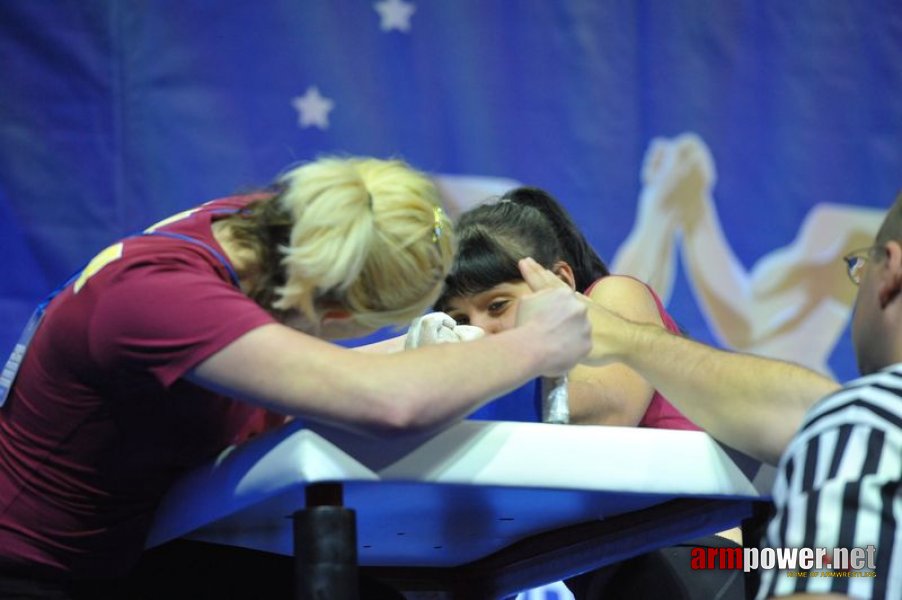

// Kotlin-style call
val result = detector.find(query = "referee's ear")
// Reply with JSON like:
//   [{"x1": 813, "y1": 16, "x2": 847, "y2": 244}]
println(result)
[{"x1": 877, "y1": 240, "x2": 902, "y2": 308}]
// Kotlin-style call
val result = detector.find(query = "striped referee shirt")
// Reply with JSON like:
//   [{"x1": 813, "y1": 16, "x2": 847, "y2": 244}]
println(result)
[{"x1": 756, "y1": 365, "x2": 902, "y2": 599}]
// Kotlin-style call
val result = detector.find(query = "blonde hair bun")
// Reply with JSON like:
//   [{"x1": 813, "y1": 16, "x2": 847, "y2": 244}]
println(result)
[{"x1": 273, "y1": 156, "x2": 454, "y2": 331}]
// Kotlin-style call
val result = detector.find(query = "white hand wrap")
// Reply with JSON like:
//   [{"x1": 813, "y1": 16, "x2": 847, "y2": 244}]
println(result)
[
  {"x1": 404, "y1": 313, "x2": 485, "y2": 349},
  {"x1": 543, "y1": 376, "x2": 570, "y2": 424},
  {"x1": 451, "y1": 325, "x2": 485, "y2": 342}
]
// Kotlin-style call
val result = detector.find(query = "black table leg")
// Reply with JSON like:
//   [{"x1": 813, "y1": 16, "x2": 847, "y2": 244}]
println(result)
[{"x1": 295, "y1": 483, "x2": 359, "y2": 600}]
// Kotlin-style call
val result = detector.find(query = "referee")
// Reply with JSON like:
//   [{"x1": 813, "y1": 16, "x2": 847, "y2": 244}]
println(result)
[{"x1": 563, "y1": 190, "x2": 902, "y2": 600}]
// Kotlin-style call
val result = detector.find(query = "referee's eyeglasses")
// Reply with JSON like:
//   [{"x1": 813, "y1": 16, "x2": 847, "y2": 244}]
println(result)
[{"x1": 843, "y1": 246, "x2": 884, "y2": 285}]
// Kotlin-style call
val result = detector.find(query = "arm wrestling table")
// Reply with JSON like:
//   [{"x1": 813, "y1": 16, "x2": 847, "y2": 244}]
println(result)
[{"x1": 146, "y1": 419, "x2": 772, "y2": 599}]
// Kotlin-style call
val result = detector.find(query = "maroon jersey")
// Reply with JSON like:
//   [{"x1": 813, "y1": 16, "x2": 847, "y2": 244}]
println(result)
[{"x1": 0, "y1": 197, "x2": 279, "y2": 578}]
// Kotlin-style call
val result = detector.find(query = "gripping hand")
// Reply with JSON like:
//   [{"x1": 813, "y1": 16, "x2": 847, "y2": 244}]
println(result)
[{"x1": 405, "y1": 312, "x2": 485, "y2": 349}]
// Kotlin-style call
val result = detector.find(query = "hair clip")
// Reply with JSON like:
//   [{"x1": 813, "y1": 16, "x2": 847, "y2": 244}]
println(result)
[{"x1": 432, "y1": 206, "x2": 444, "y2": 243}]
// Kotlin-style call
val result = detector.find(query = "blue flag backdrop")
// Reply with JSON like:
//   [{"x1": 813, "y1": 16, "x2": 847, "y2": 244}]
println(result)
[
  {"x1": 2, "y1": 1, "x2": 901, "y2": 395},
  {"x1": 2, "y1": 2, "x2": 901, "y2": 597}
]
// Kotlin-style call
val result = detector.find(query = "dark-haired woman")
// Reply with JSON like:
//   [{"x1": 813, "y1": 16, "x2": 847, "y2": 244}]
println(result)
[
  {"x1": 436, "y1": 186, "x2": 698, "y2": 430},
  {"x1": 433, "y1": 186, "x2": 745, "y2": 600}
]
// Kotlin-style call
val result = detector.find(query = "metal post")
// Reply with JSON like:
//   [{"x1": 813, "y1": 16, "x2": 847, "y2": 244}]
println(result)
[{"x1": 294, "y1": 484, "x2": 358, "y2": 600}]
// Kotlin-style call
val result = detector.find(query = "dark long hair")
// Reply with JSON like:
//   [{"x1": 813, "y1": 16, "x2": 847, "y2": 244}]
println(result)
[
  {"x1": 221, "y1": 187, "x2": 292, "y2": 312},
  {"x1": 435, "y1": 186, "x2": 608, "y2": 311}
]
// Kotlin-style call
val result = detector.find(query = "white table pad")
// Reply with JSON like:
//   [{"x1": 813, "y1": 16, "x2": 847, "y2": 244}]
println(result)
[{"x1": 147, "y1": 420, "x2": 770, "y2": 568}]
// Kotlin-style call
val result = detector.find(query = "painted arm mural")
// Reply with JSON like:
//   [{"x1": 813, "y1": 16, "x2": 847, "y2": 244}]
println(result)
[
  {"x1": 428, "y1": 138, "x2": 881, "y2": 378},
  {"x1": 613, "y1": 133, "x2": 883, "y2": 376}
]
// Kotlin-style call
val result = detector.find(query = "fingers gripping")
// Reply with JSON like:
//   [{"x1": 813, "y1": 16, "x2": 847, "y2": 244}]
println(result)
[
  {"x1": 405, "y1": 312, "x2": 485, "y2": 349},
  {"x1": 519, "y1": 257, "x2": 568, "y2": 292}
]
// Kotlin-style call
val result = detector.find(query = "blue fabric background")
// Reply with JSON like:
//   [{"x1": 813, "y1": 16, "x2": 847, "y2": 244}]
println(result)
[{"x1": 2, "y1": 1, "x2": 900, "y2": 411}]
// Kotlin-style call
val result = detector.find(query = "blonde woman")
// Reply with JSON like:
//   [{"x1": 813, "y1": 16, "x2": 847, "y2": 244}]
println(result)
[{"x1": 0, "y1": 157, "x2": 591, "y2": 598}]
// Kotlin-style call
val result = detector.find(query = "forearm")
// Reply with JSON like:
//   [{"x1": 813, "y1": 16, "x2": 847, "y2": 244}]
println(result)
[
  {"x1": 681, "y1": 195, "x2": 755, "y2": 332},
  {"x1": 352, "y1": 334, "x2": 406, "y2": 353},
  {"x1": 327, "y1": 328, "x2": 547, "y2": 435},
  {"x1": 566, "y1": 365, "x2": 652, "y2": 427},
  {"x1": 606, "y1": 320, "x2": 839, "y2": 464},
  {"x1": 569, "y1": 276, "x2": 663, "y2": 426},
  {"x1": 612, "y1": 217, "x2": 679, "y2": 299},
  {"x1": 192, "y1": 270, "x2": 590, "y2": 438},
  {"x1": 190, "y1": 324, "x2": 546, "y2": 437}
]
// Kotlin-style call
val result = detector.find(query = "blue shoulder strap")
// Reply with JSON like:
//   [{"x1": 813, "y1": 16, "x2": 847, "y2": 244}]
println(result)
[
  {"x1": 143, "y1": 230, "x2": 241, "y2": 287},
  {"x1": 0, "y1": 209, "x2": 242, "y2": 407}
]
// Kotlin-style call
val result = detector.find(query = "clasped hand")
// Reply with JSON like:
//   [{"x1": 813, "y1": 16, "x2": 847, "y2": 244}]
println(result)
[
  {"x1": 404, "y1": 312, "x2": 485, "y2": 349},
  {"x1": 517, "y1": 257, "x2": 626, "y2": 369}
]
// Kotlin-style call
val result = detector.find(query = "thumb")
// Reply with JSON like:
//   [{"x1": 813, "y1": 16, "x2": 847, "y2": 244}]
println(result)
[
  {"x1": 519, "y1": 257, "x2": 568, "y2": 293},
  {"x1": 453, "y1": 325, "x2": 485, "y2": 342}
]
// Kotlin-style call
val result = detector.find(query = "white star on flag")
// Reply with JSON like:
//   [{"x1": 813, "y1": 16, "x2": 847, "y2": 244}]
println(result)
[
  {"x1": 291, "y1": 86, "x2": 334, "y2": 130},
  {"x1": 374, "y1": 0, "x2": 416, "y2": 33}
]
